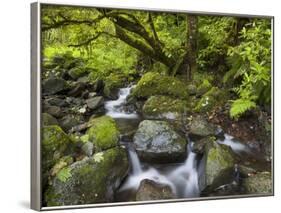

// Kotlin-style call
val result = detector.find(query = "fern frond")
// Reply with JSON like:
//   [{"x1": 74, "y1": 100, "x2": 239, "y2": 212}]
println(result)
[{"x1": 230, "y1": 99, "x2": 256, "y2": 119}]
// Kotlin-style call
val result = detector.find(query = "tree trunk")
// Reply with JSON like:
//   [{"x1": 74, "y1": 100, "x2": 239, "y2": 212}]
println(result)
[{"x1": 186, "y1": 15, "x2": 198, "y2": 81}]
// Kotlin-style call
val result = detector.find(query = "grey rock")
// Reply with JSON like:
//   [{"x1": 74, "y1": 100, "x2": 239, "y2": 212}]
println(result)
[
  {"x1": 242, "y1": 172, "x2": 272, "y2": 194},
  {"x1": 43, "y1": 78, "x2": 67, "y2": 95},
  {"x1": 133, "y1": 120, "x2": 187, "y2": 163},
  {"x1": 189, "y1": 115, "x2": 216, "y2": 137},
  {"x1": 86, "y1": 96, "x2": 104, "y2": 110},
  {"x1": 136, "y1": 179, "x2": 175, "y2": 201},
  {"x1": 81, "y1": 142, "x2": 94, "y2": 157},
  {"x1": 59, "y1": 114, "x2": 82, "y2": 132}
]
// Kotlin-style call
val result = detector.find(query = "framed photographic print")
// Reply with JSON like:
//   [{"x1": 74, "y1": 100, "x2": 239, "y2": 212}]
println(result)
[{"x1": 31, "y1": 1, "x2": 274, "y2": 211}]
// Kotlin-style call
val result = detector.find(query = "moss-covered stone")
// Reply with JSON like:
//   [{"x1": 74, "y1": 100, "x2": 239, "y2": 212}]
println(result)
[
  {"x1": 45, "y1": 147, "x2": 129, "y2": 206},
  {"x1": 132, "y1": 72, "x2": 189, "y2": 99},
  {"x1": 195, "y1": 87, "x2": 228, "y2": 113},
  {"x1": 42, "y1": 125, "x2": 71, "y2": 188},
  {"x1": 42, "y1": 113, "x2": 58, "y2": 126},
  {"x1": 142, "y1": 95, "x2": 189, "y2": 120},
  {"x1": 103, "y1": 73, "x2": 127, "y2": 98},
  {"x1": 87, "y1": 116, "x2": 120, "y2": 151},
  {"x1": 205, "y1": 142, "x2": 236, "y2": 186},
  {"x1": 242, "y1": 172, "x2": 272, "y2": 194},
  {"x1": 68, "y1": 67, "x2": 86, "y2": 80},
  {"x1": 42, "y1": 125, "x2": 71, "y2": 170}
]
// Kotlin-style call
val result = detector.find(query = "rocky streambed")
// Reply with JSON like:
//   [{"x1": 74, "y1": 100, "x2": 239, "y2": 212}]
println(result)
[{"x1": 41, "y1": 56, "x2": 272, "y2": 206}]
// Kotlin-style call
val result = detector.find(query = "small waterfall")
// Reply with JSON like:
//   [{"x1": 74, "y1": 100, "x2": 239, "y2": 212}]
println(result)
[
  {"x1": 218, "y1": 134, "x2": 250, "y2": 153},
  {"x1": 105, "y1": 86, "x2": 138, "y2": 119},
  {"x1": 169, "y1": 144, "x2": 200, "y2": 197},
  {"x1": 128, "y1": 147, "x2": 142, "y2": 175}
]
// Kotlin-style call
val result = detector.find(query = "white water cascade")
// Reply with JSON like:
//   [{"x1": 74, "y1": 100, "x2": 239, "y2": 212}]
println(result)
[{"x1": 105, "y1": 86, "x2": 138, "y2": 119}]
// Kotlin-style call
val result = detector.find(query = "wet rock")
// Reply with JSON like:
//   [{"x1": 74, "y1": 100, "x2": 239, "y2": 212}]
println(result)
[
  {"x1": 67, "y1": 82, "x2": 86, "y2": 97},
  {"x1": 45, "y1": 147, "x2": 129, "y2": 206},
  {"x1": 133, "y1": 120, "x2": 187, "y2": 163},
  {"x1": 87, "y1": 116, "x2": 120, "y2": 151},
  {"x1": 189, "y1": 115, "x2": 216, "y2": 137},
  {"x1": 45, "y1": 96, "x2": 68, "y2": 107},
  {"x1": 59, "y1": 114, "x2": 83, "y2": 132},
  {"x1": 136, "y1": 179, "x2": 175, "y2": 201},
  {"x1": 89, "y1": 92, "x2": 97, "y2": 98},
  {"x1": 81, "y1": 142, "x2": 94, "y2": 157},
  {"x1": 142, "y1": 96, "x2": 189, "y2": 120},
  {"x1": 77, "y1": 76, "x2": 89, "y2": 84},
  {"x1": 205, "y1": 142, "x2": 236, "y2": 186},
  {"x1": 93, "y1": 79, "x2": 105, "y2": 93},
  {"x1": 191, "y1": 136, "x2": 214, "y2": 154},
  {"x1": 86, "y1": 96, "x2": 104, "y2": 110},
  {"x1": 45, "y1": 105, "x2": 63, "y2": 118},
  {"x1": 42, "y1": 113, "x2": 58, "y2": 126},
  {"x1": 43, "y1": 78, "x2": 67, "y2": 95},
  {"x1": 242, "y1": 172, "x2": 272, "y2": 194}
]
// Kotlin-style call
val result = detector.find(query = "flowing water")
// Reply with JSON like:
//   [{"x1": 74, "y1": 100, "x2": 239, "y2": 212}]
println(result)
[{"x1": 105, "y1": 86, "x2": 256, "y2": 201}]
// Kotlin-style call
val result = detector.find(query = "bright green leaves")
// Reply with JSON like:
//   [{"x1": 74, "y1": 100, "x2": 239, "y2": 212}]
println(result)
[
  {"x1": 230, "y1": 99, "x2": 257, "y2": 119},
  {"x1": 57, "y1": 167, "x2": 72, "y2": 183},
  {"x1": 226, "y1": 19, "x2": 271, "y2": 119}
]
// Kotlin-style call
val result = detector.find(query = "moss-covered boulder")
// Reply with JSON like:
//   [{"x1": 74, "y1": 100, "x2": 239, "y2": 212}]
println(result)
[
  {"x1": 132, "y1": 72, "x2": 189, "y2": 99},
  {"x1": 205, "y1": 142, "x2": 236, "y2": 186},
  {"x1": 242, "y1": 172, "x2": 272, "y2": 194},
  {"x1": 133, "y1": 120, "x2": 187, "y2": 163},
  {"x1": 45, "y1": 147, "x2": 129, "y2": 206},
  {"x1": 42, "y1": 125, "x2": 71, "y2": 178},
  {"x1": 68, "y1": 67, "x2": 86, "y2": 80},
  {"x1": 142, "y1": 96, "x2": 189, "y2": 120},
  {"x1": 135, "y1": 179, "x2": 175, "y2": 201},
  {"x1": 103, "y1": 73, "x2": 127, "y2": 99},
  {"x1": 189, "y1": 115, "x2": 216, "y2": 137},
  {"x1": 195, "y1": 87, "x2": 228, "y2": 113},
  {"x1": 87, "y1": 116, "x2": 120, "y2": 151},
  {"x1": 42, "y1": 113, "x2": 58, "y2": 126}
]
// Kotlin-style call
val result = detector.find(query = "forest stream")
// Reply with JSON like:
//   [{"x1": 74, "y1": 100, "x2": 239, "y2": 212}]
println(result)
[
  {"x1": 103, "y1": 86, "x2": 270, "y2": 201},
  {"x1": 41, "y1": 5, "x2": 272, "y2": 207}
]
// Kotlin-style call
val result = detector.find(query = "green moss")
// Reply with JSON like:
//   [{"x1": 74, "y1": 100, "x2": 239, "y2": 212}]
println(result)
[
  {"x1": 87, "y1": 116, "x2": 120, "y2": 151},
  {"x1": 68, "y1": 67, "x2": 86, "y2": 79},
  {"x1": 132, "y1": 72, "x2": 189, "y2": 99},
  {"x1": 143, "y1": 96, "x2": 189, "y2": 119},
  {"x1": 206, "y1": 142, "x2": 235, "y2": 185},
  {"x1": 103, "y1": 73, "x2": 127, "y2": 97},
  {"x1": 195, "y1": 87, "x2": 228, "y2": 112},
  {"x1": 42, "y1": 113, "x2": 58, "y2": 126},
  {"x1": 45, "y1": 147, "x2": 129, "y2": 206},
  {"x1": 42, "y1": 125, "x2": 70, "y2": 171}
]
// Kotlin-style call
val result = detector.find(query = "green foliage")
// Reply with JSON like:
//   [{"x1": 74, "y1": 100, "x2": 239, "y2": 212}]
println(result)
[
  {"x1": 198, "y1": 17, "x2": 235, "y2": 69},
  {"x1": 226, "y1": 19, "x2": 271, "y2": 118},
  {"x1": 230, "y1": 99, "x2": 256, "y2": 119},
  {"x1": 57, "y1": 167, "x2": 72, "y2": 183}
]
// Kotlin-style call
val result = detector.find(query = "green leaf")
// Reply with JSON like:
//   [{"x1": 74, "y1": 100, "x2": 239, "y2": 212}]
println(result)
[{"x1": 57, "y1": 167, "x2": 72, "y2": 182}]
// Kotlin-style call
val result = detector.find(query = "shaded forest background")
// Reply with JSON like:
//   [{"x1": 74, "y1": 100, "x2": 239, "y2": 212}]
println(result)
[{"x1": 42, "y1": 5, "x2": 272, "y2": 119}]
